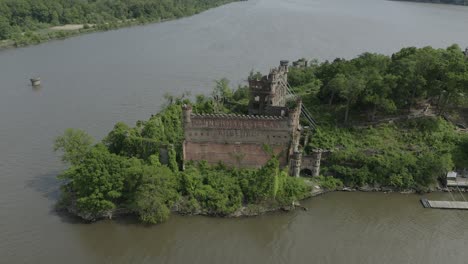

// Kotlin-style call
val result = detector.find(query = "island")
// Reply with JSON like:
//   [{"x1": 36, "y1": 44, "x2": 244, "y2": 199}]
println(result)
[{"x1": 55, "y1": 44, "x2": 468, "y2": 224}]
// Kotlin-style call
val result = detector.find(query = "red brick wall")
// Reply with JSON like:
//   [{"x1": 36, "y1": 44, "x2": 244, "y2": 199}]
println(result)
[
  {"x1": 183, "y1": 141, "x2": 288, "y2": 168},
  {"x1": 182, "y1": 104, "x2": 301, "y2": 169}
]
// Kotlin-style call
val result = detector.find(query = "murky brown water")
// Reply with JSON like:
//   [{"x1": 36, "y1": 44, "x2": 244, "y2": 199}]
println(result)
[{"x1": 1, "y1": 0, "x2": 468, "y2": 263}]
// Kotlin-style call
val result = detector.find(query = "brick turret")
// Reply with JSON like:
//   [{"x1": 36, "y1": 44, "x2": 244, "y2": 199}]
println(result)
[{"x1": 182, "y1": 104, "x2": 192, "y2": 125}]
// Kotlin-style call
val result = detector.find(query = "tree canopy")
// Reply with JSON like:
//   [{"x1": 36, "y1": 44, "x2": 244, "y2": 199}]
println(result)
[
  {"x1": 291, "y1": 45, "x2": 468, "y2": 123},
  {"x1": 289, "y1": 45, "x2": 468, "y2": 190}
]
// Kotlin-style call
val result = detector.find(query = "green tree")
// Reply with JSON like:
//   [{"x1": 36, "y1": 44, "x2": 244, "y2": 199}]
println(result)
[
  {"x1": 54, "y1": 128, "x2": 94, "y2": 165},
  {"x1": 212, "y1": 78, "x2": 232, "y2": 112},
  {"x1": 362, "y1": 73, "x2": 397, "y2": 120},
  {"x1": 59, "y1": 145, "x2": 128, "y2": 215},
  {"x1": 238, "y1": 158, "x2": 280, "y2": 203},
  {"x1": 324, "y1": 73, "x2": 346, "y2": 105},
  {"x1": 339, "y1": 75, "x2": 365, "y2": 123},
  {"x1": 0, "y1": 16, "x2": 12, "y2": 39},
  {"x1": 103, "y1": 122, "x2": 131, "y2": 155},
  {"x1": 132, "y1": 164, "x2": 179, "y2": 224}
]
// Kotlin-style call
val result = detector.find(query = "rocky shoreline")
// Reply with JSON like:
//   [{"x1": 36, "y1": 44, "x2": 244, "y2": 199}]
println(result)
[
  {"x1": 58, "y1": 183, "x2": 467, "y2": 222},
  {"x1": 58, "y1": 184, "x2": 329, "y2": 222}
]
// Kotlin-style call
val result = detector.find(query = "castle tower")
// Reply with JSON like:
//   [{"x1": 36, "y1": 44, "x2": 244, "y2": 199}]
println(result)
[
  {"x1": 279, "y1": 60, "x2": 289, "y2": 74},
  {"x1": 248, "y1": 60, "x2": 290, "y2": 115}
]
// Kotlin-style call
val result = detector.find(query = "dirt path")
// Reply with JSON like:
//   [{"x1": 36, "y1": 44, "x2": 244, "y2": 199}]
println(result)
[{"x1": 50, "y1": 24, "x2": 85, "y2": 31}]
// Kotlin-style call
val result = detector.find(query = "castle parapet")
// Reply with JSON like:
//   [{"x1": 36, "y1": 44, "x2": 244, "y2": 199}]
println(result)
[{"x1": 187, "y1": 113, "x2": 289, "y2": 131}]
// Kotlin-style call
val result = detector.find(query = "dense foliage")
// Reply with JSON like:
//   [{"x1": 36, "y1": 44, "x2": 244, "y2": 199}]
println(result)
[
  {"x1": 289, "y1": 45, "x2": 468, "y2": 190},
  {"x1": 53, "y1": 44, "x2": 468, "y2": 224},
  {"x1": 290, "y1": 45, "x2": 468, "y2": 123},
  {"x1": 55, "y1": 82, "x2": 310, "y2": 224},
  {"x1": 0, "y1": 0, "x2": 237, "y2": 43},
  {"x1": 312, "y1": 118, "x2": 463, "y2": 190}
]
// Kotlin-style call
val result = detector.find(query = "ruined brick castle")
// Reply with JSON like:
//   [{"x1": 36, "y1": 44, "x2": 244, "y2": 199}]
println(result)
[{"x1": 182, "y1": 61, "x2": 321, "y2": 177}]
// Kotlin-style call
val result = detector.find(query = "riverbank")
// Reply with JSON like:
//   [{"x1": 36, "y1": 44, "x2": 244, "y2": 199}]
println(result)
[
  {"x1": 0, "y1": 19, "x2": 178, "y2": 50},
  {"x1": 0, "y1": 20, "x2": 158, "y2": 50},
  {"x1": 0, "y1": 0, "x2": 240, "y2": 50},
  {"x1": 57, "y1": 180, "x2": 327, "y2": 222},
  {"x1": 57, "y1": 181, "x2": 468, "y2": 223}
]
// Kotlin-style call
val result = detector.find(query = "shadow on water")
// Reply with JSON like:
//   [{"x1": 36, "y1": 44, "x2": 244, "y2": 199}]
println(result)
[
  {"x1": 24, "y1": 171, "x2": 84, "y2": 224},
  {"x1": 25, "y1": 171, "x2": 83, "y2": 224},
  {"x1": 25, "y1": 170, "x2": 63, "y2": 202},
  {"x1": 25, "y1": 170, "x2": 167, "y2": 226}
]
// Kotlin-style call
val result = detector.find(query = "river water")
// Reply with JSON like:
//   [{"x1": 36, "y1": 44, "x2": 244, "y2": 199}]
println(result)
[{"x1": 1, "y1": 0, "x2": 468, "y2": 263}]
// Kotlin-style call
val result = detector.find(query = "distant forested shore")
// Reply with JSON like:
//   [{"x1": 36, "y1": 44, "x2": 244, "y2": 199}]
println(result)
[
  {"x1": 0, "y1": 0, "x2": 238, "y2": 48},
  {"x1": 395, "y1": 0, "x2": 468, "y2": 6}
]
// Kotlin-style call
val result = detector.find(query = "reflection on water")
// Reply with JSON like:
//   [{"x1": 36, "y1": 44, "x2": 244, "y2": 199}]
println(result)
[{"x1": 31, "y1": 84, "x2": 42, "y2": 92}]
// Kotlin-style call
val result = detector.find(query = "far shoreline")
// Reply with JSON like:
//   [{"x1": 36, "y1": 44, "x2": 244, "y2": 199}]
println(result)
[
  {"x1": 0, "y1": 1, "x2": 241, "y2": 51},
  {"x1": 0, "y1": 18, "x2": 189, "y2": 50}
]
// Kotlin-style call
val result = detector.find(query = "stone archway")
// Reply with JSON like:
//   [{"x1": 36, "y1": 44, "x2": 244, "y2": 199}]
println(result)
[{"x1": 300, "y1": 168, "x2": 313, "y2": 177}]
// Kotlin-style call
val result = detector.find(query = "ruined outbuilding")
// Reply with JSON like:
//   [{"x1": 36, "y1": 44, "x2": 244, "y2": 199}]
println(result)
[{"x1": 182, "y1": 61, "x2": 321, "y2": 177}]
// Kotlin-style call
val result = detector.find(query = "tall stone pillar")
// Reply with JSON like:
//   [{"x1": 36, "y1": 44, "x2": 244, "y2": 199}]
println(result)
[
  {"x1": 182, "y1": 104, "x2": 192, "y2": 125},
  {"x1": 290, "y1": 151, "x2": 302, "y2": 177},
  {"x1": 310, "y1": 149, "x2": 322, "y2": 177},
  {"x1": 280, "y1": 60, "x2": 289, "y2": 75},
  {"x1": 181, "y1": 105, "x2": 192, "y2": 171}
]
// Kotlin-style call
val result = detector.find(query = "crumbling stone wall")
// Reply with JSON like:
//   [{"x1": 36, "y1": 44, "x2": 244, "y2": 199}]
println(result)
[
  {"x1": 300, "y1": 150, "x2": 322, "y2": 177},
  {"x1": 182, "y1": 105, "x2": 301, "y2": 168},
  {"x1": 248, "y1": 61, "x2": 289, "y2": 115},
  {"x1": 182, "y1": 60, "x2": 308, "y2": 172}
]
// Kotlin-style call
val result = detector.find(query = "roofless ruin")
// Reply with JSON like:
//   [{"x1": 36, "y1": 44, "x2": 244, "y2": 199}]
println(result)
[{"x1": 182, "y1": 61, "x2": 321, "y2": 177}]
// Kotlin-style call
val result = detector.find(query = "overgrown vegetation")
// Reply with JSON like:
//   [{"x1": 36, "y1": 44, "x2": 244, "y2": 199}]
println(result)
[
  {"x1": 314, "y1": 175, "x2": 343, "y2": 190},
  {"x1": 54, "y1": 82, "x2": 310, "y2": 224},
  {"x1": 290, "y1": 45, "x2": 468, "y2": 190},
  {"x1": 0, "y1": 0, "x2": 237, "y2": 46},
  {"x1": 54, "y1": 44, "x2": 468, "y2": 224}
]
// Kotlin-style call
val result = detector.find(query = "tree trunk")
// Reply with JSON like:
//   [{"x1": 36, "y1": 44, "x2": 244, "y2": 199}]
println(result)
[
  {"x1": 439, "y1": 92, "x2": 451, "y2": 116},
  {"x1": 329, "y1": 92, "x2": 335, "y2": 105},
  {"x1": 409, "y1": 87, "x2": 416, "y2": 113},
  {"x1": 371, "y1": 104, "x2": 377, "y2": 121},
  {"x1": 344, "y1": 100, "x2": 350, "y2": 123},
  {"x1": 436, "y1": 94, "x2": 442, "y2": 109}
]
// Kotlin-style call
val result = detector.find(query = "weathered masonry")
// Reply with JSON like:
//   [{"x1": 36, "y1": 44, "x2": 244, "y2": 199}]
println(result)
[
  {"x1": 182, "y1": 104, "x2": 301, "y2": 168},
  {"x1": 182, "y1": 61, "x2": 321, "y2": 176}
]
